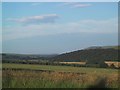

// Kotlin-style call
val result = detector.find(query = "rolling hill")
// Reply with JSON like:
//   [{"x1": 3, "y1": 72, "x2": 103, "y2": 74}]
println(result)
[
  {"x1": 2, "y1": 46, "x2": 119, "y2": 65},
  {"x1": 52, "y1": 46, "x2": 119, "y2": 64}
]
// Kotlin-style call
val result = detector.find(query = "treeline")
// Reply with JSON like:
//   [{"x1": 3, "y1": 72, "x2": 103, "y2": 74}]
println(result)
[{"x1": 3, "y1": 59, "x2": 119, "y2": 69}]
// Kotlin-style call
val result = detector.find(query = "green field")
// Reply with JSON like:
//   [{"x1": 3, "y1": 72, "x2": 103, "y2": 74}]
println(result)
[
  {"x1": 2, "y1": 63, "x2": 118, "y2": 73},
  {"x1": 2, "y1": 63, "x2": 119, "y2": 88}
]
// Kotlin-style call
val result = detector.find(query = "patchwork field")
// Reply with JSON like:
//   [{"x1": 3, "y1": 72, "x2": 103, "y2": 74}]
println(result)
[
  {"x1": 60, "y1": 61, "x2": 120, "y2": 68},
  {"x1": 2, "y1": 63, "x2": 119, "y2": 88}
]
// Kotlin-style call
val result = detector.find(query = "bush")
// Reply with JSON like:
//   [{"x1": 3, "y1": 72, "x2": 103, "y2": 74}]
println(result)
[{"x1": 99, "y1": 62, "x2": 108, "y2": 68}]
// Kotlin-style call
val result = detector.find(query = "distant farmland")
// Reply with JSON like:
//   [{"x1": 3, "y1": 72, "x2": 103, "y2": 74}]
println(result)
[
  {"x1": 59, "y1": 62, "x2": 86, "y2": 65},
  {"x1": 59, "y1": 61, "x2": 120, "y2": 68}
]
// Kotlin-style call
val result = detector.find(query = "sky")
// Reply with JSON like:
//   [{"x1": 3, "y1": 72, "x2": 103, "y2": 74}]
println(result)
[
  {"x1": 0, "y1": 2, "x2": 2, "y2": 53},
  {"x1": 2, "y1": 0, "x2": 119, "y2": 2},
  {"x1": 2, "y1": 2, "x2": 118, "y2": 54}
]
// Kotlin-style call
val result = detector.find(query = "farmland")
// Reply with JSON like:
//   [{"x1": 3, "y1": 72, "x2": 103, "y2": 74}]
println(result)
[
  {"x1": 105, "y1": 61, "x2": 120, "y2": 68},
  {"x1": 59, "y1": 62, "x2": 86, "y2": 65},
  {"x1": 2, "y1": 63, "x2": 119, "y2": 88},
  {"x1": 60, "y1": 61, "x2": 120, "y2": 68}
]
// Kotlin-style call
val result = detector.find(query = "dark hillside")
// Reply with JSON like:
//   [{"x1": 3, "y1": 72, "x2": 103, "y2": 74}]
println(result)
[{"x1": 52, "y1": 48, "x2": 119, "y2": 64}]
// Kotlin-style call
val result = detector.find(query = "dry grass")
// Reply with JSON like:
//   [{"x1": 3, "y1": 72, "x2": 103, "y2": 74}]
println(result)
[
  {"x1": 2, "y1": 69, "x2": 119, "y2": 88},
  {"x1": 2, "y1": 63, "x2": 119, "y2": 88},
  {"x1": 60, "y1": 61, "x2": 120, "y2": 68},
  {"x1": 105, "y1": 61, "x2": 120, "y2": 68}
]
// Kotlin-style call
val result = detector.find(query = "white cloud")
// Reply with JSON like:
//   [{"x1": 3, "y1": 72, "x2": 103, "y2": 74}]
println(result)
[
  {"x1": 7, "y1": 14, "x2": 59, "y2": 25},
  {"x1": 59, "y1": 2, "x2": 92, "y2": 8},
  {"x1": 3, "y1": 18, "x2": 118, "y2": 40},
  {"x1": 72, "y1": 4, "x2": 91, "y2": 8}
]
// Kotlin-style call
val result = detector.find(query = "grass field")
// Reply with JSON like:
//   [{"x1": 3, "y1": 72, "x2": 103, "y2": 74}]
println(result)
[
  {"x1": 2, "y1": 63, "x2": 119, "y2": 88},
  {"x1": 2, "y1": 63, "x2": 119, "y2": 74}
]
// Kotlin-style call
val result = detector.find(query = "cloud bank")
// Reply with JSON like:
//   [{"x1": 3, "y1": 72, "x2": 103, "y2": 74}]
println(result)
[
  {"x1": 60, "y1": 2, "x2": 92, "y2": 8},
  {"x1": 3, "y1": 18, "x2": 117, "y2": 41},
  {"x1": 72, "y1": 4, "x2": 91, "y2": 8},
  {"x1": 7, "y1": 14, "x2": 59, "y2": 24}
]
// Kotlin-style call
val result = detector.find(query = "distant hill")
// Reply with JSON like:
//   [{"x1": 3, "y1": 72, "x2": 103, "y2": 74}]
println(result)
[
  {"x1": 52, "y1": 46, "x2": 119, "y2": 64},
  {"x1": 2, "y1": 46, "x2": 119, "y2": 65},
  {"x1": 2, "y1": 53, "x2": 58, "y2": 61}
]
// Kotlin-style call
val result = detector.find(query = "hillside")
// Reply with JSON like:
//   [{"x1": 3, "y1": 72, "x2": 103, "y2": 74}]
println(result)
[{"x1": 52, "y1": 46, "x2": 119, "y2": 64}]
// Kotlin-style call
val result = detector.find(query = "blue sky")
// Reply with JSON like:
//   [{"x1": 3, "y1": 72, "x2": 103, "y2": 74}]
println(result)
[
  {"x1": 2, "y1": 2, "x2": 118, "y2": 54},
  {"x1": 0, "y1": 3, "x2": 1, "y2": 53}
]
